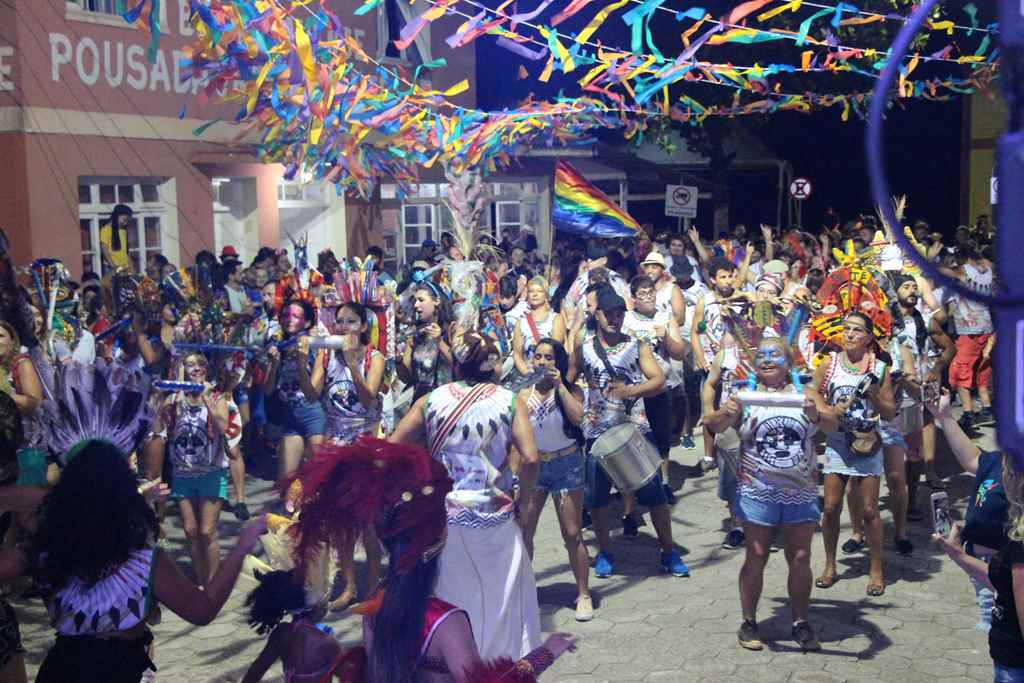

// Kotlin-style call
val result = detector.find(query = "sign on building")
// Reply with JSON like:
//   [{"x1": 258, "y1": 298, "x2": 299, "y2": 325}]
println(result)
[{"x1": 665, "y1": 184, "x2": 698, "y2": 218}]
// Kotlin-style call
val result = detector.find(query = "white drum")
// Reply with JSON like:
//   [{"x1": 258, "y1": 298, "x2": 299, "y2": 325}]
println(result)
[{"x1": 590, "y1": 422, "x2": 662, "y2": 493}]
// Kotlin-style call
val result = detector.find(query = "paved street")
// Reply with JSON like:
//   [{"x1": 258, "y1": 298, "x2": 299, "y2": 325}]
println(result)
[{"x1": 15, "y1": 426, "x2": 999, "y2": 682}]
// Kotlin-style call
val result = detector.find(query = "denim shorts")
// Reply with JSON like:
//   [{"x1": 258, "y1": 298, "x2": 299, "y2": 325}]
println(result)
[
  {"x1": 736, "y1": 493, "x2": 821, "y2": 527},
  {"x1": 171, "y1": 469, "x2": 228, "y2": 501},
  {"x1": 584, "y1": 436, "x2": 667, "y2": 509},
  {"x1": 275, "y1": 398, "x2": 326, "y2": 438},
  {"x1": 537, "y1": 449, "x2": 584, "y2": 495}
]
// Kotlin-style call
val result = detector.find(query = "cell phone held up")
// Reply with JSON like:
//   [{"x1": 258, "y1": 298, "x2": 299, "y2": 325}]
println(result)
[{"x1": 931, "y1": 491, "x2": 951, "y2": 538}]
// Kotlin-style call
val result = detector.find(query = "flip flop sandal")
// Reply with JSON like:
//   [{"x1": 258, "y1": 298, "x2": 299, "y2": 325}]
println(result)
[
  {"x1": 815, "y1": 574, "x2": 838, "y2": 589},
  {"x1": 841, "y1": 537, "x2": 866, "y2": 555},
  {"x1": 866, "y1": 582, "x2": 886, "y2": 597}
]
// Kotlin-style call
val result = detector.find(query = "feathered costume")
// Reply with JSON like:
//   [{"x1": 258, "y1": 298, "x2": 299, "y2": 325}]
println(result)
[
  {"x1": 39, "y1": 361, "x2": 149, "y2": 464},
  {"x1": 283, "y1": 438, "x2": 565, "y2": 682},
  {"x1": 808, "y1": 240, "x2": 893, "y2": 368}
]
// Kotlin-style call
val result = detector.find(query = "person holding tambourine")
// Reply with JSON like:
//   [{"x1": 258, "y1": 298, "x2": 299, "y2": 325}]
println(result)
[{"x1": 805, "y1": 311, "x2": 897, "y2": 598}]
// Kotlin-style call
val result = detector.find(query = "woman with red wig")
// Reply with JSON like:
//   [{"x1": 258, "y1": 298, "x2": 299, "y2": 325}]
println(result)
[{"x1": 285, "y1": 438, "x2": 575, "y2": 682}]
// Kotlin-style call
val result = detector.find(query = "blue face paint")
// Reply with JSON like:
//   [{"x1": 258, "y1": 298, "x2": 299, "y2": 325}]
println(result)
[{"x1": 754, "y1": 347, "x2": 787, "y2": 367}]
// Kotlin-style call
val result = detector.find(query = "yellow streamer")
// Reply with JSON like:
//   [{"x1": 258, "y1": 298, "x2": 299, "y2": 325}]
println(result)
[
  {"x1": 930, "y1": 20, "x2": 954, "y2": 35},
  {"x1": 708, "y1": 28, "x2": 759, "y2": 45},
  {"x1": 577, "y1": 0, "x2": 631, "y2": 45},
  {"x1": 681, "y1": 14, "x2": 709, "y2": 47},
  {"x1": 293, "y1": 19, "x2": 317, "y2": 88},
  {"x1": 578, "y1": 62, "x2": 609, "y2": 88},
  {"x1": 756, "y1": 0, "x2": 802, "y2": 23}
]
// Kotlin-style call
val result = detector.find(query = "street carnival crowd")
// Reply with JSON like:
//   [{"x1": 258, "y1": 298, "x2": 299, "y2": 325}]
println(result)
[{"x1": 0, "y1": 201, "x2": 1020, "y2": 683}]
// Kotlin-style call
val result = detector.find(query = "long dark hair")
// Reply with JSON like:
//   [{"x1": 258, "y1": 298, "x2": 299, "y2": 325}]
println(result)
[
  {"x1": 551, "y1": 256, "x2": 582, "y2": 314},
  {"x1": 32, "y1": 441, "x2": 158, "y2": 587},
  {"x1": 371, "y1": 535, "x2": 439, "y2": 683},
  {"x1": 413, "y1": 282, "x2": 452, "y2": 328},
  {"x1": 108, "y1": 205, "x2": 132, "y2": 251},
  {"x1": 535, "y1": 338, "x2": 583, "y2": 442}
]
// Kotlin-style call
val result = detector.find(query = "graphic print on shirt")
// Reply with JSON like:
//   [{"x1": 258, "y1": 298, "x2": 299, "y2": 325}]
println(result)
[
  {"x1": 170, "y1": 405, "x2": 215, "y2": 472},
  {"x1": 976, "y1": 479, "x2": 1000, "y2": 508},
  {"x1": 828, "y1": 383, "x2": 877, "y2": 435},
  {"x1": 754, "y1": 416, "x2": 807, "y2": 472},
  {"x1": 275, "y1": 356, "x2": 308, "y2": 405}
]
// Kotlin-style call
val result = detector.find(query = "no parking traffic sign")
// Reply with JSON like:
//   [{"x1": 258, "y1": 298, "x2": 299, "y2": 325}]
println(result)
[
  {"x1": 789, "y1": 177, "x2": 813, "y2": 201},
  {"x1": 665, "y1": 184, "x2": 698, "y2": 218}
]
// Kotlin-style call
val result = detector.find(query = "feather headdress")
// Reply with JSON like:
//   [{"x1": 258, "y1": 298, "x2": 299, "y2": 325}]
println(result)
[
  {"x1": 40, "y1": 362, "x2": 149, "y2": 464},
  {"x1": 809, "y1": 258, "x2": 892, "y2": 346}
]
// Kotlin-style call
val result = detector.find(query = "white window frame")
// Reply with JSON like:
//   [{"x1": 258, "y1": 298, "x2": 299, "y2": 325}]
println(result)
[
  {"x1": 78, "y1": 178, "x2": 172, "y2": 275},
  {"x1": 66, "y1": 0, "x2": 168, "y2": 28},
  {"x1": 400, "y1": 203, "x2": 436, "y2": 264},
  {"x1": 495, "y1": 200, "x2": 522, "y2": 235}
]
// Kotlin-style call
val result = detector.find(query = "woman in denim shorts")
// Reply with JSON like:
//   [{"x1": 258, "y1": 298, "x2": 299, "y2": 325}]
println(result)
[
  {"x1": 706, "y1": 338, "x2": 839, "y2": 653},
  {"x1": 262, "y1": 300, "x2": 325, "y2": 487},
  {"x1": 516, "y1": 339, "x2": 593, "y2": 622}
]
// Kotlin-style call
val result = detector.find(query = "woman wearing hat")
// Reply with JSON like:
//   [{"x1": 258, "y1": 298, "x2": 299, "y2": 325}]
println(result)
[
  {"x1": 390, "y1": 331, "x2": 542, "y2": 659},
  {"x1": 640, "y1": 251, "x2": 685, "y2": 326}
]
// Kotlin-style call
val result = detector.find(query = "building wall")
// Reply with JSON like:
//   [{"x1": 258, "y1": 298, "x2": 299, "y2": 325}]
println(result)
[
  {"x1": 962, "y1": 91, "x2": 1006, "y2": 225},
  {"x1": 0, "y1": 0, "x2": 479, "y2": 276}
]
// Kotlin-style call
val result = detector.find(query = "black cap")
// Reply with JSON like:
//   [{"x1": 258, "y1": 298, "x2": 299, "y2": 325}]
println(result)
[
  {"x1": 586, "y1": 242, "x2": 606, "y2": 260},
  {"x1": 670, "y1": 258, "x2": 693, "y2": 281},
  {"x1": 596, "y1": 286, "x2": 627, "y2": 312}
]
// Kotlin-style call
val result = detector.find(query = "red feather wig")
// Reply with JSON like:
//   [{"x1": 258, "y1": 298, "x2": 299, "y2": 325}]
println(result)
[{"x1": 286, "y1": 438, "x2": 453, "y2": 579}]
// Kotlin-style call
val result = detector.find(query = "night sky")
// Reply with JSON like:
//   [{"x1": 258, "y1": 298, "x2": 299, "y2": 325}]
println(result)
[{"x1": 472, "y1": 0, "x2": 986, "y2": 235}]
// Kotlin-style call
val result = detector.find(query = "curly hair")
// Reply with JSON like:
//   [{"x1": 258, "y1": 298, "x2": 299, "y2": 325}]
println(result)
[
  {"x1": 246, "y1": 569, "x2": 306, "y2": 635},
  {"x1": 31, "y1": 440, "x2": 158, "y2": 588}
]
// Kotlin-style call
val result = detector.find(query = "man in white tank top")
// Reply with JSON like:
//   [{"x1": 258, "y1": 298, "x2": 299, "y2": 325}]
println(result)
[
  {"x1": 574, "y1": 286, "x2": 690, "y2": 580},
  {"x1": 944, "y1": 246, "x2": 994, "y2": 431}
]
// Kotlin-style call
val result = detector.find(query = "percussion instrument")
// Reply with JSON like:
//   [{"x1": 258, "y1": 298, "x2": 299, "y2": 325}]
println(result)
[
  {"x1": 589, "y1": 422, "x2": 662, "y2": 493},
  {"x1": 733, "y1": 390, "x2": 806, "y2": 409}
]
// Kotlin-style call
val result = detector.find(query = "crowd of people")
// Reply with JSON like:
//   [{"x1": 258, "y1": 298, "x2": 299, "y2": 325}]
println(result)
[{"x1": 0, "y1": 199, "x2": 1019, "y2": 682}]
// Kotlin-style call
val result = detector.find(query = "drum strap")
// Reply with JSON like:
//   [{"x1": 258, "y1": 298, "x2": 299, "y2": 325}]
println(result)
[
  {"x1": 592, "y1": 336, "x2": 637, "y2": 417},
  {"x1": 525, "y1": 312, "x2": 542, "y2": 345}
]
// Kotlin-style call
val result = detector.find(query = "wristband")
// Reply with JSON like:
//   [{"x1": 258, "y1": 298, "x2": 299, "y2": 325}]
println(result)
[{"x1": 520, "y1": 646, "x2": 556, "y2": 676}]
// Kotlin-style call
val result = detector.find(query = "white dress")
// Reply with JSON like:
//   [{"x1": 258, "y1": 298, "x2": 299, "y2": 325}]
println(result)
[{"x1": 422, "y1": 381, "x2": 541, "y2": 660}]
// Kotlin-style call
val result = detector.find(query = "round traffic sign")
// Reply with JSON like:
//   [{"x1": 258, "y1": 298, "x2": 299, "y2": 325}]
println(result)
[
  {"x1": 672, "y1": 186, "x2": 693, "y2": 205},
  {"x1": 789, "y1": 177, "x2": 813, "y2": 201}
]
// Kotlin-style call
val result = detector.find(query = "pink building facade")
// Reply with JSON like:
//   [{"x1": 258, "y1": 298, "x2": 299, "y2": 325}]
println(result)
[{"x1": 0, "y1": 0, "x2": 477, "y2": 276}]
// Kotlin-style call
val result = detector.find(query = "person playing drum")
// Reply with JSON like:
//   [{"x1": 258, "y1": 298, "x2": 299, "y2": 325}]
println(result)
[
  {"x1": 573, "y1": 285, "x2": 689, "y2": 580},
  {"x1": 705, "y1": 337, "x2": 839, "y2": 652}
]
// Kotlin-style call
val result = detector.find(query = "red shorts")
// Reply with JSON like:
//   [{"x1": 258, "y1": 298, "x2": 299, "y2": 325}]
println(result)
[{"x1": 948, "y1": 334, "x2": 992, "y2": 389}]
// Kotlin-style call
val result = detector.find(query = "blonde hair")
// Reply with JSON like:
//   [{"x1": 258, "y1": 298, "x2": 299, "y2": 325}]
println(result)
[{"x1": 1004, "y1": 455, "x2": 1024, "y2": 543}]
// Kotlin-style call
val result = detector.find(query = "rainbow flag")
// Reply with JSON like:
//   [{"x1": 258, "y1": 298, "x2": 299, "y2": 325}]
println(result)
[{"x1": 552, "y1": 160, "x2": 640, "y2": 238}]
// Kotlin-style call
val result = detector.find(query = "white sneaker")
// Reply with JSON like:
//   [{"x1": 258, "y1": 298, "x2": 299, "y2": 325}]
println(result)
[{"x1": 575, "y1": 595, "x2": 594, "y2": 622}]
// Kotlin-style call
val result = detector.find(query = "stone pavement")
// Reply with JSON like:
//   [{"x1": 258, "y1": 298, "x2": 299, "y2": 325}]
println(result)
[{"x1": 14, "y1": 425, "x2": 1000, "y2": 682}]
